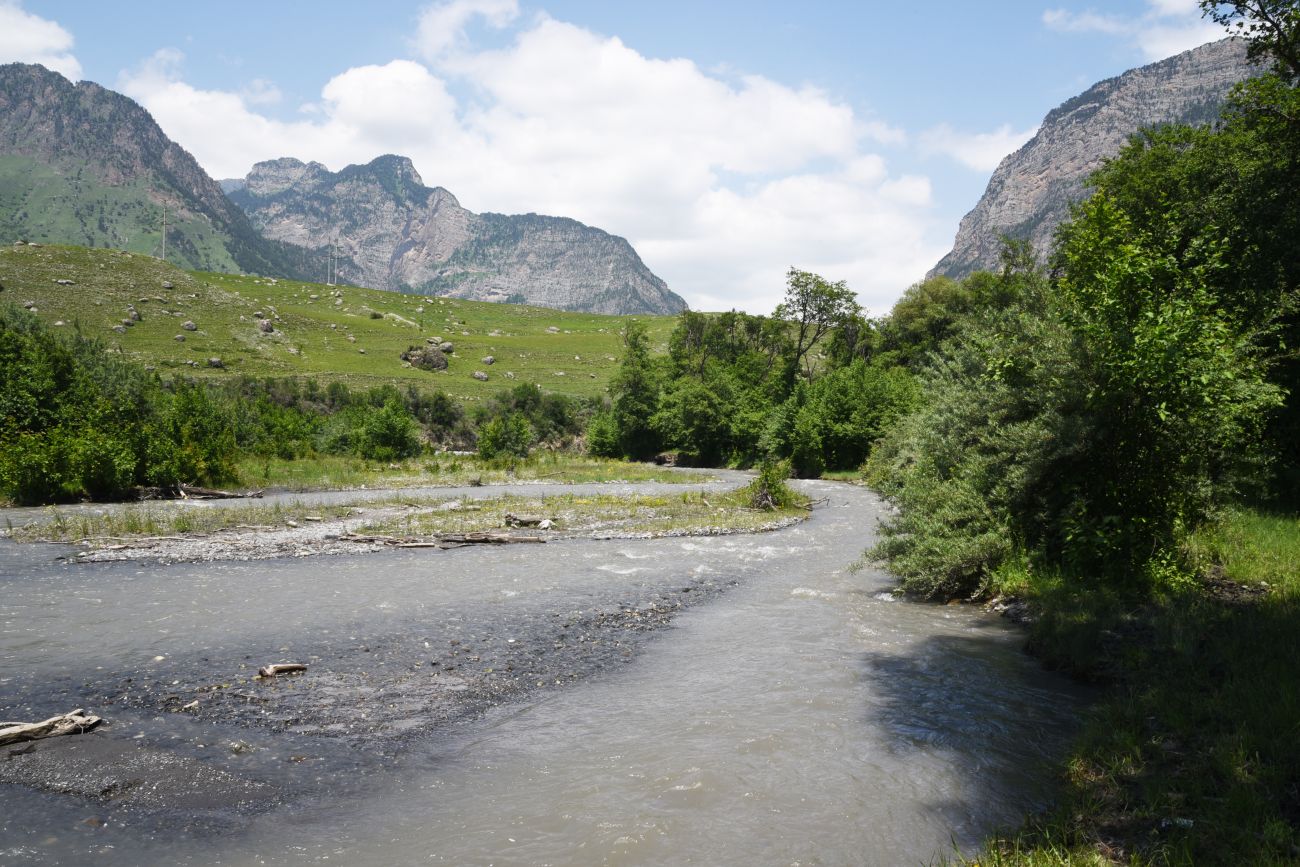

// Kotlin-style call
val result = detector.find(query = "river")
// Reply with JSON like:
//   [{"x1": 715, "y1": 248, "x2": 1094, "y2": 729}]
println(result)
[{"x1": 0, "y1": 478, "x2": 1085, "y2": 865}]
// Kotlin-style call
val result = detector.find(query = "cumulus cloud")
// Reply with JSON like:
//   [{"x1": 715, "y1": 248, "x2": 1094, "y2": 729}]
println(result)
[
  {"x1": 0, "y1": 0, "x2": 81, "y2": 80},
  {"x1": 1043, "y1": 0, "x2": 1224, "y2": 60},
  {"x1": 414, "y1": 0, "x2": 518, "y2": 60},
  {"x1": 118, "y1": 4, "x2": 946, "y2": 313},
  {"x1": 919, "y1": 123, "x2": 1039, "y2": 172}
]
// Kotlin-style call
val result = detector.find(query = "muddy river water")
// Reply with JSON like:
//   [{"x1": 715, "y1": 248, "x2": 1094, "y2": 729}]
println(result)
[{"x1": 0, "y1": 478, "x2": 1085, "y2": 865}]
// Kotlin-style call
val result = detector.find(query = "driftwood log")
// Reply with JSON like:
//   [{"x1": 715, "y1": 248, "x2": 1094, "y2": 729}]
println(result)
[
  {"x1": 135, "y1": 484, "x2": 264, "y2": 501},
  {"x1": 0, "y1": 709, "x2": 104, "y2": 746},
  {"x1": 504, "y1": 513, "x2": 554, "y2": 529},
  {"x1": 342, "y1": 532, "x2": 545, "y2": 547},
  {"x1": 257, "y1": 663, "x2": 308, "y2": 678}
]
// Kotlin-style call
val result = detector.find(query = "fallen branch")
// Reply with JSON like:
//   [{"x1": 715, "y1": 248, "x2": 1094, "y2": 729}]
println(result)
[
  {"x1": 257, "y1": 663, "x2": 308, "y2": 678},
  {"x1": 0, "y1": 709, "x2": 104, "y2": 746},
  {"x1": 440, "y1": 532, "x2": 545, "y2": 544},
  {"x1": 504, "y1": 513, "x2": 554, "y2": 528},
  {"x1": 134, "y1": 484, "x2": 264, "y2": 501},
  {"x1": 179, "y1": 484, "x2": 264, "y2": 500},
  {"x1": 344, "y1": 531, "x2": 545, "y2": 546}
]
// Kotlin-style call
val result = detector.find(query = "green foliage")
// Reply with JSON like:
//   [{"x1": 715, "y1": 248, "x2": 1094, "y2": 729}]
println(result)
[
  {"x1": 651, "y1": 376, "x2": 733, "y2": 466},
  {"x1": 153, "y1": 379, "x2": 238, "y2": 484},
  {"x1": 774, "y1": 360, "x2": 920, "y2": 477},
  {"x1": 357, "y1": 397, "x2": 422, "y2": 462},
  {"x1": 584, "y1": 410, "x2": 620, "y2": 458},
  {"x1": 609, "y1": 322, "x2": 663, "y2": 460},
  {"x1": 477, "y1": 412, "x2": 534, "y2": 461},
  {"x1": 869, "y1": 207, "x2": 1278, "y2": 595},
  {"x1": 744, "y1": 459, "x2": 797, "y2": 510},
  {"x1": 0, "y1": 301, "x2": 239, "y2": 502},
  {"x1": 472, "y1": 382, "x2": 584, "y2": 447},
  {"x1": 774, "y1": 267, "x2": 860, "y2": 378}
]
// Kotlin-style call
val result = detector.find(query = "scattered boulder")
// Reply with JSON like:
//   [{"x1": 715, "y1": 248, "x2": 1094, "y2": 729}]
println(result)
[
  {"x1": 358, "y1": 348, "x2": 366, "y2": 355},
  {"x1": 174, "y1": 334, "x2": 186, "y2": 342},
  {"x1": 53, "y1": 279, "x2": 75, "y2": 286},
  {"x1": 258, "y1": 319, "x2": 275, "y2": 333},
  {"x1": 472, "y1": 370, "x2": 489, "y2": 381},
  {"x1": 438, "y1": 341, "x2": 455, "y2": 354},
  {"x1": 481, "y1": 355, "x2": 495, "y2": 365},
  {"x1": 182, "y1": 320, "x2": 198, "y2": 331},
  {"x1": 111, "y1": 325, "x2": 127, "y2": 334},
  {"x1": 126, "y1": 308, "x2": 141, "y2": 322},
  {"x1": 207, "y1": 357, "x2": 224, "y2": 368},
  {"x1": 161, "y1": 280, "x2": 174, "y2": 289},
  {"x1": 546, "y1": 326, "x2": 560, "y2": 333},
  {"x1": 120, "y1": 318, "x2": 134, "y2": 327},
  {"x1": 401, "y1": 345, "x2": 449, "y2": 371},
  {"x1": 22, "y1": 300, "x2": 35, "y2": 309}
]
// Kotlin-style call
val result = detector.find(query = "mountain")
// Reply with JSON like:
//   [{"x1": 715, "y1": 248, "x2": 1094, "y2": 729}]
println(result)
[
  {"x1": 930, "y1": 39, "x2": 1257, "y2": 280},
  {"x1": 0, "y1": 62, "x2": 311, "y2": 277},
  {"x1": 228, "y1": 155, "x2": 687, "y2": 316}
]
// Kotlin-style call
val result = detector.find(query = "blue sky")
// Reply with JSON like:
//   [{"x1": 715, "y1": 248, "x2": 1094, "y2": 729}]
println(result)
[{"x1": 1, "y1": 1, "x2": 1228, "y2": 313}]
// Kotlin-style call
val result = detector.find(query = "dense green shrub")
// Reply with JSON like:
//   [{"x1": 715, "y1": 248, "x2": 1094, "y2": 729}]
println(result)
[
  {"x1": 585, "y1": 410, "x2": 620, "y2": 458},
  {"x1": 868, "y1": 206, "x2": 1280, "y2": 596},
  {"x1": 744, "y1": 458, "x2": 797, "y2": 510},
  {"x1": 357, "y1": 398, "x2": 422, "y2": 461},
  {"x1": 477, "y1": 413, "x2": 533, "y2": 461}
]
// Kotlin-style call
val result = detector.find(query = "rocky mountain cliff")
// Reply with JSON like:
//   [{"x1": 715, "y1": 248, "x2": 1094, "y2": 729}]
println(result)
[
  {"x1": 930, "y1": 39, "x2": 1256, "y2": 280},
  {"x1": 228, "y1": 156, "x2": 686, "y2": 315},
  {"x1": 0, "y1": 63, "x2": 309, "y2": 277}
]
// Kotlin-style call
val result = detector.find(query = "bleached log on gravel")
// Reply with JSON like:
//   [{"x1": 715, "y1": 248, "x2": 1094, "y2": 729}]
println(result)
[{"x1": 0, "y1": 709, "x2": 104, "y2": 746}]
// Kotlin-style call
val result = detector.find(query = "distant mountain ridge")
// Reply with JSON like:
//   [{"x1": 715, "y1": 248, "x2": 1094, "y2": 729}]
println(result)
[
  {"x1": 930, "y1": 39, "x2": 1257, "y2": 280},
  {"x1": 0, "y1": 62, "x2": 310, "y2": 277},
  {"x1": 228, "y1": 156, "x2": 687, "y2": 316}
]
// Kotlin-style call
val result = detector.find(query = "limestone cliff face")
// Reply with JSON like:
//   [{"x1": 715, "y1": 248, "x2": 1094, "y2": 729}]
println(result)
[
  {"x1": 229, "y1": 155, "x2": 686, "y2": 315},
  {"x1": 930, "y1": 39, "x2": 1256, "y2": 280}
]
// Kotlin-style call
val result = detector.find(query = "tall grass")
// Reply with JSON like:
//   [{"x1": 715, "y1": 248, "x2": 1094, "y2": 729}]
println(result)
[{"x1": 963, "y1": 509, "x2": 1300, "y2": 865}]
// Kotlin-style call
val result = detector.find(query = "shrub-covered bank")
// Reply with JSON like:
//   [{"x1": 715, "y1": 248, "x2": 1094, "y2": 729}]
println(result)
[{"x1": 0, "y1": 301, "x2": 605, "y2": 505}]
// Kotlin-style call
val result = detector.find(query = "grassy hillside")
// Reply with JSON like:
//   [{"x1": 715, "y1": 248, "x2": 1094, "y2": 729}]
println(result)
[
  {"x1": 0, "y1": 243, "x2": 677, "y2": 404},
  {"x1": 0, "y1": 155, "x2": 241, "y2": 272}
]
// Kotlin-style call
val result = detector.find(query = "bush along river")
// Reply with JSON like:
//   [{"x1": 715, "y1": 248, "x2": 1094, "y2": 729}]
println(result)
[{"x1": 0, "y1": 478, "x2": 1087, "y2": 865}]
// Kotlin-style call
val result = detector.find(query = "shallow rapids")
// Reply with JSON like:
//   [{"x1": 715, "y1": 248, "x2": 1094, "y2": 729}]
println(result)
[{"x1": 0, "y1": 479, "x2": 1084, "y2": 865}]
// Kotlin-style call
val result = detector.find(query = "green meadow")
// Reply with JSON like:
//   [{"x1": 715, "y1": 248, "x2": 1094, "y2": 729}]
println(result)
[{"x1": 0, "y1": 242, "x2": 677, "y2": 404}]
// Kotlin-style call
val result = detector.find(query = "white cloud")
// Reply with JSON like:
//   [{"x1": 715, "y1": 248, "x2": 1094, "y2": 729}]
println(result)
[
  {"x1": 119, "y1": 10, "x2": 944, "y2": 314},
  {"x1": 414, "y1": 0, "x2": 518, "y2": 60},
  {"x1": 919, "y1": 123, "x2": 1039, "y2": 172},
  {"x1": 0, "y1": 1, "x2": 81, "y2": 80},
  {"x1": 241, "y1": 78, "x2": 283, "y2": 106},
  {"x1": 1043, "y1": 1, "x2": 1225, "y2": 60}
]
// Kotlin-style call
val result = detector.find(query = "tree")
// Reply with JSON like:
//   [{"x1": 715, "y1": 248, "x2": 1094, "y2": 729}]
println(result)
[
  {"x1": 477, "y1": 413, "x2": 533, "y2": 461},
  {"x1": 1202, "y1": 1, "x2": 1300, "y2": 79},
  {"x1": 610, "y1": 322, "x2": 662, "y2": 460},
  {"x1": 773, "y1": 268, "x2": 861, "y2": 378}
]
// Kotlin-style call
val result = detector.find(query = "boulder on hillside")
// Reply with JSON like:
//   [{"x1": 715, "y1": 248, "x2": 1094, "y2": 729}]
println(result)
[
  {"x1": 438, "y1": 341, "x2": 455, "y2": 354},
  {"x1": 400, "y1": 345, "x2": 449, "y2": 371}
]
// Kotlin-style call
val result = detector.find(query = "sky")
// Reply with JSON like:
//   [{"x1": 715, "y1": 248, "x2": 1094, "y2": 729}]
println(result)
[{"x1": 0, "y1": 0, "x2": 1228, "y2": 314}]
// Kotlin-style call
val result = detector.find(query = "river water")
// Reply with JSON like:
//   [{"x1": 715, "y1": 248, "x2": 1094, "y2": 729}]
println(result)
[{"x1": 0, "y1": 479, "x2": 1084, "y2": 865}]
